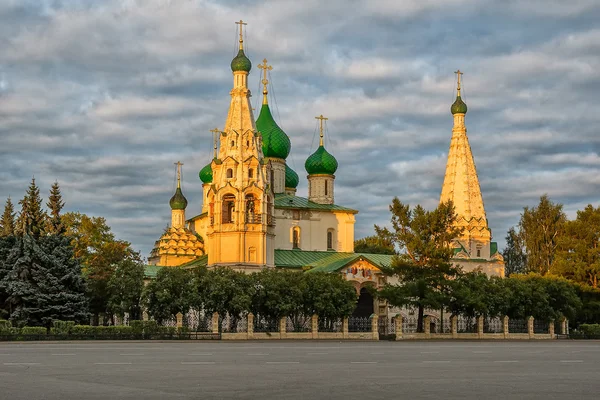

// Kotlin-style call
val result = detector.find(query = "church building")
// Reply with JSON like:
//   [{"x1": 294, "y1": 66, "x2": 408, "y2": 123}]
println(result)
[{"x1": 147, "y1": 21, "x2": 504, "y2": 318}]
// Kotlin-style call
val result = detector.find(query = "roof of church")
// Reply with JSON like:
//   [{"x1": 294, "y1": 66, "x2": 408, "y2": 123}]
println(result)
[
  {"x1": 256, "y1": 103, "x2": 291, "y2": 160},
  {"x1": 275, "y1": 249, "x2": 393, "y2": 272},
  {"x1": 274, "y1": 194, "x2": 357, "y2": 214},
  {"x1": 305, "y1": 145, "x2": 338, "y2": 175}
]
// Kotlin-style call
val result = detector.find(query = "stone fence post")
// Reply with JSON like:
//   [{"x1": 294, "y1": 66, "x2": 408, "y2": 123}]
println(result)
[
  {"x1": 212, "y1": 312, "x2": 220, "y2": 335},
  {"x1": 503, "y1": 316, "x2": 509, "y2": 339},
  {"x1": 247, "y1": 313, "x2": 254, "y2": 340},
  {"x1": 451, "y1": 315, "x2": 458, "y2": 339},
  {"x1": 142, "y1": 311, "x2": 149, "y2": 321},
  {"x1": 311, "y1": 314, "x2": 318, "y2": 339},
  {"x1": 343, "y1": 317, "x2": 349, "y2": 339},
  {"x1": 527, "y1": 316, "x2": 534, "y2": 339},
  {"x1": 424, "y1": 315, "x2": 431, "y2": 337},
  {"x1": 549, "y1": 320, "x2": 555, "y2": 338},
  {"x1": 279, "y1": 317, "x2": 287, "y2": 339},
  {"x1": 176, "y1": 312, "x2": 183, "y2": 328},
  {"x1": 394, "y1": 314, "x2": 403, "y2": 340},
  {"x1": 560, "y1": 318, "x2": 567, "y2": 335},
  {"x1": 477, "y1": 315, "x2": 484, "y2": 339},
  {"x1": 370, "y1": 314, "x2": 379, "y2": 340}
]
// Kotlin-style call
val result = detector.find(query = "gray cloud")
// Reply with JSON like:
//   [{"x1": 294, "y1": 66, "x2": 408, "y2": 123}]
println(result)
[{"x1": 1, "y1": 0, "x2": 599, "y2": 257}]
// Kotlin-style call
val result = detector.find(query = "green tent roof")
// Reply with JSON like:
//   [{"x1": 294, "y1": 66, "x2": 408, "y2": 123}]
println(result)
[{"x1": 274, "y1": 194, "x2": 357, "y2": 214}]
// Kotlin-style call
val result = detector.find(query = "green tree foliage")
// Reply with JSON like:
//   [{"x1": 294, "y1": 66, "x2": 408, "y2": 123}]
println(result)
[
  {"x1": 0, "y1": 236, "x2": 17, "y2": 319},
  {"x1": 196, "y1": 267, "x2": 253, "y2": 319},
  {"x1": 15, "y1": 178, "x2": 47, "y2": 238},
  {"x1": 301, "y1": 272, "x2": 357, "y2": 320},
  {"x1": 250, "y1": 269, "x2": 304, "y2": 321},
  {"x1": 62, "y1": 212, "x2": 140, "y2": 324},
  {"x1": 502, "y1": 227, "x2": 527, "y2": 276},
  {"x1": 0, "y1": 234, "x2": 88, "y2": 328},
  {"x1": 0, "y1": 197, "x2": 16, "y2": 237},
  {"x1": 448, "y1": 272, "x2": 495, "y2": 319},
  {"x1": 552, "y1": 205, "x2": 600, "y2": 288},
  {"x1": 107, "y1": 259, "x2": 145, "y2": 321},
  {"x1": 144, "y1": 267, "x2": 196, "y2": 323},
  {"x1": 518, "y1": 195, "x2": 566, "y2": 275},
  {"x1": 354, "y1": 235, "x2": 396, "y2": 255},
  {"x1": 375, "y1": 198, "x2": 462, "y2": 332},
  {"x1": 45, "y1": 181, "x2": 65, "y2": 235}
]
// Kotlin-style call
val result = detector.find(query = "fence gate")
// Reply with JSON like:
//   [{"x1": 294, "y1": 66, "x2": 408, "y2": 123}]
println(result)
[{"x1": 378, "y1": 316, "x2": 396, "y2": 339}]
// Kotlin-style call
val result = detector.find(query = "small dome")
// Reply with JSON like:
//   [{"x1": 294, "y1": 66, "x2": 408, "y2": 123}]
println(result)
[
  {"x1": 169, "y1": 187, "x2": 188, "y2": 210},
  {"x1": 305, "y1": 145, "x2": 338, "y2": 175},
  {"x1": 451, "y1": 95, "x2": 468, "y2": 114},
  {"x1": 256, "y1": 104, "x2": 291, "y2": 159},
  {"x1": 199, "y1": 163, "x2": 213, "y2": 184},
  {"x1": 231, "y1": 49, "x2": 252, "y2": 73},
  {"x1": 285, "y1": 164, "x2": 299, "y2": 189}
]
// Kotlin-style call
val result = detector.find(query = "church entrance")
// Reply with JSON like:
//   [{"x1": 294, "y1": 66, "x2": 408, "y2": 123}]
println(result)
[{"x1": 352, "y1": 287, "x2": 374, "y2": 318}]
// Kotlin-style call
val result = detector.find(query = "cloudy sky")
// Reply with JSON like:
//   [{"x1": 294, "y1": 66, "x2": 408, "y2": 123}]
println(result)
[{"x1": 1, "y1": 0, "x2": 599, "y2": 258}]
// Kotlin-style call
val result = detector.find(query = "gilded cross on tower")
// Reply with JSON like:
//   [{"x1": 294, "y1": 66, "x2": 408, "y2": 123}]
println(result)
[
  {"x1": 235, "y1": 20, "x2": 247, "y2": 50},
  {"x1": 315, "y1": 114, "x2": 328, "y2": 146},
  {"x1": 174, "y1": 161, "x2": 183, "y2": 188},
  {"x1": 258, "y1": 58, "x2": 272, "y2": 104},
  {"x1": 210, "y1": 128, "x2": 220, "y2": 158},
  {"x1": 454, "y1": 69, "x2": 463, "y2": 95}
]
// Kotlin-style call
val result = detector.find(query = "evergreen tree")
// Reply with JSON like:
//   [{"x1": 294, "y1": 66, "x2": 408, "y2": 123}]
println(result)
[
  {"x1": 107, "y1": 258, "x2": 145, "y2": 321},
  {"x1": 354, "y1": 235, "x2": 396, "y2": 255},
  {"x1": 46, "y1": 181, "x2": 65, "y2": 235},
  {"x1": 0, "y1": 197, "x2": 16, "y2": 237},
  {"x1": 0, "y1": 236, "x2": 16, "y2": 319},
  {"x1": 15, "y1": 178, "x2": 47, "y2": 238},
  {"x1": 375, "y1": 198, "x2": 463, "y2": 332},
  {"x1": 0, "y1": 234, "x2": 88, "y2": 328},
  {"x1": 502, "y1": 227, "x2": 527, "y2": 276}
]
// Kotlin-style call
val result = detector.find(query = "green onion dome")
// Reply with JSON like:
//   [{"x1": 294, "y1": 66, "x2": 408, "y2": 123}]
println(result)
[
  {"x1": 256, "y1": 104, "x2": 291, "y2": 159},
  {"x1": 231, "y1": 49, "x2": 252, "y2": 73},
  {"x1": 199, "y1": 163, "x2": 213, "y2": 184},
  {"x1": 285, "y1": 164, "x2": 299, "y2": 189},
  {"x1": 169, "y1": 187, "x2": 188, "y2": 210},
  {"x1": 451, "y1": 95, "x2": 468, "y2": 114},
  {"x1": 305, "y1": 145, "x2": 338, "y2": 175}
]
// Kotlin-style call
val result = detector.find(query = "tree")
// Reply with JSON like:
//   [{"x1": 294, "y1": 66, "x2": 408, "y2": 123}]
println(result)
[
  {"x1": 518, "y1": 195, "x2": 566, "y2": 275},
  {"x1": 0, "y1": 234, "x2": 88, "y2": 328},
  {"x1": 354, "y1": 235, "x2": 396, "y2": 255},
  {"x1": 553, "y1": 204, "x2": 600, "y2": 288},
  {"x1": 502, "y1": 227, "x2": 527, "y2": 276},
  {"x1": 15, "y1": 178, "x2": 47, "y2": 238},
  {"x1": 375, "y1": 198, "x2": 462, "y2": 332},
  {"x1": 0, "y1": 197, "x2": 16, "y2": 237},
  {"x1": 107, "y1": 259, "x2": 145, "y2": 322},
  {"x1": 144, "y1": 267, "x2": 195, "y2": 324},
  {"x1": 0, "y1": 236, "x2": 16, "y2": 319},
  {"x1": 197, "y1": 267, "x2": 253, "y2": 321},
  {"x1": 45, "y1": 181, "x2": 65, "y2": 235},
  {"x1": 447, "y1": 272, "x2": 493, "y2": 319},
  {"x1": 250, "y1": 269, "x2": 304, "y2": 322},
  {"x1": 62, "y1": 212, "x2": 140, "y2": 324},
  {"x1": 301, "y1": 272, "x2": 357, "y2": 321}
]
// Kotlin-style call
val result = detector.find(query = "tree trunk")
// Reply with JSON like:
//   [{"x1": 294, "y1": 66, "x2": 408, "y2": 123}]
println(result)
[{"x1": 417, "y1": 305, "x2": 424, "y2": 333}]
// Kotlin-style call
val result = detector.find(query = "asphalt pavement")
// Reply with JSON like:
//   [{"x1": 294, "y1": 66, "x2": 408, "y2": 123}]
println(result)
[{"x1": 0, "y1": 340, "x2": 599, "y2": 399}]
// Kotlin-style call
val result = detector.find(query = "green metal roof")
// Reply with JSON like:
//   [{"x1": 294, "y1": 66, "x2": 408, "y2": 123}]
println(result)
[
  {"x1": 256, "y1": 103, "x2": 291, "y2": 160},
  {"x1": 490, "y1": 242, "x2": 498, "y2": 255},
  {"x1": 169, "y1": 187, "x2": 188, "y2": 210},
  {"x1": 305, "y1": 145, "x2": 338, "y2": 175},
  {"x1": 274, "y1": 194, "x2": 358, "y2": 214},
  {"x1": 144, "y1": 265, "x2": 163, "y2": 279},
  {"x1": 451, "y1": 95, "x2": 468, "y2": 114},
  {"x1": 186, "y1": 212, "x2": 207, "y2": 223},
  {"x1": 275, "y1": 249, "x2": 393, "y2": 273}
]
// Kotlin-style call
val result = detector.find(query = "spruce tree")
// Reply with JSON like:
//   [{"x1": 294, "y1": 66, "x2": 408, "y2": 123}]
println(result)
[
  {"x1": 46, "y1": 181, "x2": 65, "y2": 235},
  {"x1": 0, "y1": 234, "x2": 89, "y2": 327},
  {"x1": 15, "y1": 178, "x2": 47, "y2": 238},
  {"x1": 0, "y1": 197, "x2": 16, "y2": 237}
]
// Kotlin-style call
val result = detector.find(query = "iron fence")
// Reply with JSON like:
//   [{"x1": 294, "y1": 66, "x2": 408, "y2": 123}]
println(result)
[
  {"x1": 378, "y1": 317, "x2": 396, "y2": 337},
  {"x1": 348, "y1": 316, "x2": 371, "y2": 332},
  {"x1": 508, "y1": 319, "x2": 528, "y2": 334},
  {"x1": 484, "y1": 317, "x2": 503, "y2": 333},
  {"x1": 286, "y1": 316, "x2": 311, "y2": 332},
  {"x1": 458, "y1": 316, "x2": 477, "y2": 333},
  {"x1": 319, "y1": 318, "x2": 343, "y2": 333},
  {"x1": 221, "y1": 314, "x2": 248, "y2": 333},
  {"x1": 534, "y1": 320, "x2": 550, "y2": 334},
  {"x1": 402, "y1": 315, "x2": 418, "y2": 334},
  {"x1": 253, "y1": 316, "x2": 279, "y2": 333}
]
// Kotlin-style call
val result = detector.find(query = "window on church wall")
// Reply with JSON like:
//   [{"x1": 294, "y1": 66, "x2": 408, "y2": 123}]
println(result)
[
  {"x1": 327, "y1": 230, "x2": 334, "y2": 250},
  {"x1": 293, "y1": 227, "x2": 300, "y2": 249},
  {"x1": 222, "y1": 194, "x2": 235, "y2": 224},
  {"x1": 267, "y1": 196, "x2": 273, "y2": 226},
  {"x1": 230, "y1": 140, "x2": 235, "y2": 148},
  {"x1": 325, "y1": 180, "x2": 328, "y2": 196},
  {"x1": 248, "y1": 168, "x2": 253, "y2": 179},
  {"x1": 245, "y1": 194, "x2": 256, "y2": 223},
  {"x1": 226, "y1": 168, "x2": 233, "y2": 179}
]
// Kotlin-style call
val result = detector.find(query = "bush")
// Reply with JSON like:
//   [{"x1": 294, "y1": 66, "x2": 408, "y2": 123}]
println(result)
[
  {"x1": 579, "y1": 324, "x2": 600, "y2": 338},
  {"x1": 52, "y1": 320, "x2": 75, "y2": 335},
  {"x1": 0, "y1": 320, "x2": 11, "y2": 332},
  {"x1": 21, "y1": 327, "x2": 48, "y2": 335},
  {"x1": 131, "y1": 320, "x2": 159, "y2": 338}
]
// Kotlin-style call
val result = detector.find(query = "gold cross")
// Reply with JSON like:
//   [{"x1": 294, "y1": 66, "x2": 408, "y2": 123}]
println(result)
[
  {"x1": 210, "y1": 128, "x2": 220, "y2": 158},
  {"x1": 258, "y1": 59, "x2": 272, "y2": 104},
  {"x1": 454, "y1": 69, "x2": 463, "y2": 94},
  {"x1": 174, "y1": 161, "x2": 183, "y2": 188},
  {"x1": 315, "y1": 114, "x2": 328, "y2": 146},
  {"x1": 235, "y1": 20, "x2": 247, "y2": 49}
]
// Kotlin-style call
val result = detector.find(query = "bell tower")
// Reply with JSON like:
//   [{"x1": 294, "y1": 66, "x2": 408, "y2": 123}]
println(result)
[{"x1": 205, "y1": 20, "x2": 275, "y2": 270}]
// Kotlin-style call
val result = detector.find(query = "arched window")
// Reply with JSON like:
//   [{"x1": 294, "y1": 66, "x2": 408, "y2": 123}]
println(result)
[
  {"x1": 226, "y1": 168, "x2": 233, "y2": 179},
  {"x1": 245, "y1": 194, "x2": 256, "y2": 223},
  {"x1": 293, "y1": 227, "x2": 300, "y2": 249},
  {"x1": 327, "y1": 229, "x2": 334, "y2": 250},
  {"x1": 246, "y1": 140, "x2": 250, "y2": 147},
  {"x1": 324, "y1": 181, "x2": 328, "y2": 196},
  {"x1": 230, "y1": 140, "x2": 235, "y2": 148},
  {"x1": 222, "y1": 194, "x2": 235, "y2": 224},
  {"x1": 267, "y1": 196, "x2": 273, "y2": 226},
  {"x1": 248, "y1": 168, "x2": 253, "y2": 179}
]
